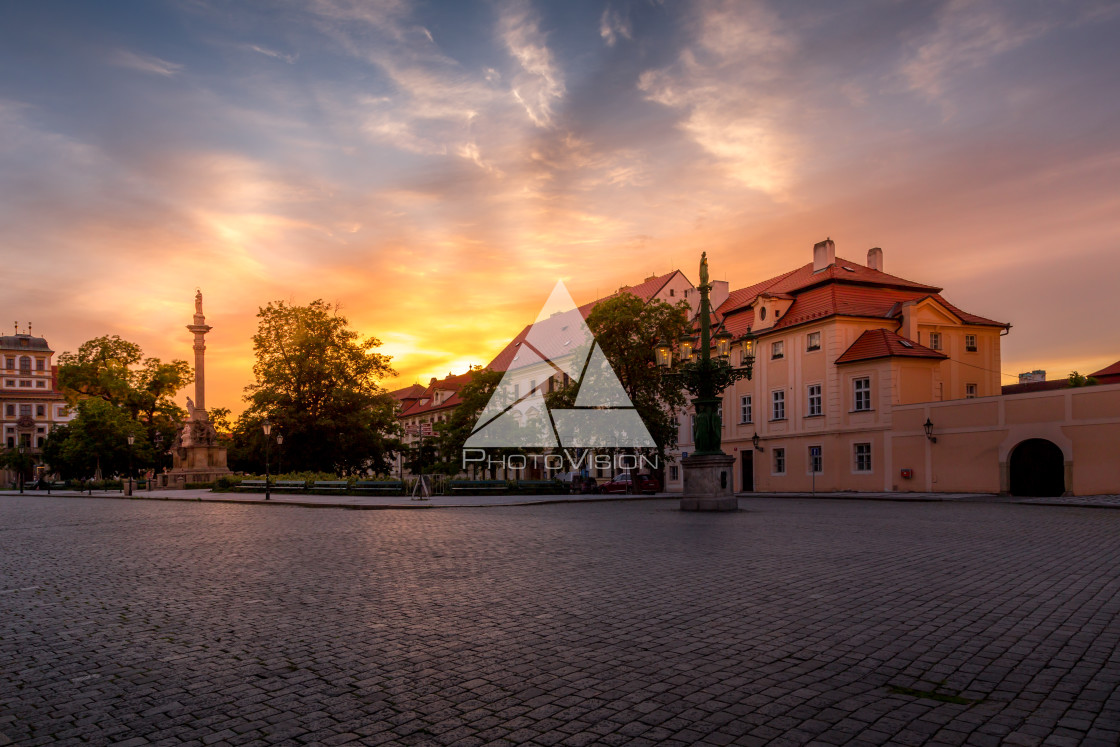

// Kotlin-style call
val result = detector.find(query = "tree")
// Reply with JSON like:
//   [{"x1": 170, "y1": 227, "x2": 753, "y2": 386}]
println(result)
[
  {"x1": 545, "y1": 292, "x2": 691, "y2": 477},
  {"x1": 238, "y1": 300, "x2": 399, "y2": 474},
  {"x1": 56, "y1": 335, "x2": 192, "y2": 424},
  {"x1": 46, "y1": 336, "x2": 191, "y2": 480},
  {"x1": 40, "y1": 398, "x2": 147, "y2": 480},
  {"x1": 434, "y1": 367, "x2": 504, "y2": 476},
  {"x1": 1068, "y1": 371, "x2": 1099, "y2": 387}
]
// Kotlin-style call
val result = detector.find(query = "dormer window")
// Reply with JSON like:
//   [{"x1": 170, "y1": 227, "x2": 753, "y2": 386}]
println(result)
[{"x1": 759, "y1": 306, "x2": 767, "y2": 321}]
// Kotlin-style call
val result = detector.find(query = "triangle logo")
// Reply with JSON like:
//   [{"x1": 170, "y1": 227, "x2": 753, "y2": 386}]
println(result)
[{"x1": 465, "y1": 280, "x2": 656, "y2": 449}]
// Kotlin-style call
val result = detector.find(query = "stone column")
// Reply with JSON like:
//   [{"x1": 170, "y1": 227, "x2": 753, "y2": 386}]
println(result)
[{"x1": 186, "y1": 290, "x2": 212, "y2": 417}]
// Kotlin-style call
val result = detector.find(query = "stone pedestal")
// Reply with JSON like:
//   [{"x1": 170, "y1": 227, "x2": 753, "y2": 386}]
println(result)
[
  {"x1": 680, "y1": 453, "x2": 738, "y2": 511},
  {"x1": 165, "y1": 413, "x2": 230, "y2": 487}
]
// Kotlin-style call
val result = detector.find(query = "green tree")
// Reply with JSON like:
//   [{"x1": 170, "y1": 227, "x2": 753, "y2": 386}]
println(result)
[
  {"x1": 434, "y1": 367, "x2": 505, "y2": 476},
  {"x1": 238, "y1": 299, "x2": 399, "y2": 474},
  {"x1": 1068, "y1": 371, "x2": 1099, "y2": 387},
  {"x1": 40, "y1": 398, "x2": 147, "y2": 480},
  {"x1": 545, "y1": 292, "x2": 691, "y2": 478},
  {"x1": 56, "y1": 335, "x2": 192, "y2": 424}
]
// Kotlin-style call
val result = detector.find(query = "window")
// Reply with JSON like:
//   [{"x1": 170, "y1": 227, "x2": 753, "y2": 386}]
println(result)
[
  {"x1": 18, "y1": 380, "x2": 31, "y2": 388},
  {"x1": 36, "y1": 358, "x2": 44, "y2": 371},
  {"x1": 57, "y1": 406, "x2": 69, "y2": 418},
  {"x1": 36, "y1": 437, "x2": 44, "y2": 447},
  {"x1": 4, "y1": 358, "x2": 12, "y2": 369},
  {"x1": 806, "y1": 331, "x2": 821, "y2": 351},
  {"x1": 669, "y1": 289, "x2": 675, "y2": 297},
  {"x1": 854, "y1": 443, "x2": 872, "y2": 472},
  {"x1": 19, "y1": 357, "x2": 30, "y2": 373},
  {"x1": 19, "y1": 404, "x2": 31, "y2": 417},
  {"x1": 760, "y1": 306, "x2": 767, "y2": 321},
  {"x1": 35, "y1": 381, "x2": 45, "y2": 388},
  {"x1": 4, "y1": 404, "x2": 13, "y2": 416},
  {"x1": 771, "y1": 390, "x2": 785, "y2": 420},
  {"x1": 529, "y1": 379, "x2": 536, "y2": 394},
  {"x1": 773, "y1": 448, "x2": 786, "y2": 475},
  {"x1": 807, "y1": 384, "x2": 822, "y2": 417},
  {"x1": 669, "y1": 465, "x2": 679, "y2": 481},
  {"x1": 809, "y1": 445, "x2": 822, "y2": 474},
  {"x1": 35, "y1": 405, "x2": 45, "y2": 417},
  {"x1": 965, "y1": 334, "x2": 977, "y2": 352},
  {"x1": 513, "y1": 383, "x2": 520, "y2": 399},
  {"x1": 853, "y1": 378, "x2": 872, "y2": 411},
  {"x1": 966, "y1": 383, "x2": 977, "y2": 399},
  {"x1": 928, "y1": 332, "x2": 942, "y2": 351},
  {"x1": 771, "y1": 340, "x2": 784, "y2": 360},
  {"x1": 739, "y1": 395, "x2": 752, "y2": 424},
  {"x1": 4, "y1": 380, "x2": 13, "y2": 387}
]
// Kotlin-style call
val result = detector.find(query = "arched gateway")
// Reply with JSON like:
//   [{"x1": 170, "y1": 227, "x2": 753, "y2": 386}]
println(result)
[{"x1": 1009, "y1": 439, "x2": 1065, "y2": 497}]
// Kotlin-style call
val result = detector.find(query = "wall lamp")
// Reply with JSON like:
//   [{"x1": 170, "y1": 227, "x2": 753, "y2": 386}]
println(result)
[
  {"x1": 752, "y1": 432, "x2": 764, "y2": 451},
  {"x1": 923, "y1": 418, "x2": 937, "y2": 444}
]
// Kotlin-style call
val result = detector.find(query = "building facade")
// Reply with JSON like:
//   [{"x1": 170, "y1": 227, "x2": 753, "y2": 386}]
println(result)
[{"x1": 1, "y1": 330, "x2": 76, "y2": 483}]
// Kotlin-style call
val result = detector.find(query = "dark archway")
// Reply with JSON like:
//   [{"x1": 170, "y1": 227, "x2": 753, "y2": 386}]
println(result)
[{"x1": 1009, "y1": 439, "x2": 1065, "y2": 497}]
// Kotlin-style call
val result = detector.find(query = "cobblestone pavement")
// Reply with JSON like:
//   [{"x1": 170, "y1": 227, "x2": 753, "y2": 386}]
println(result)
[{"x1": 2, "y1": 496, "x2": 1118, "y2": 746}]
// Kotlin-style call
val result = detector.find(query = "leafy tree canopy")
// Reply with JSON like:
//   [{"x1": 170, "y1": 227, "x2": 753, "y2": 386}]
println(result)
[{"x1": 235, "y1": 299, "x2": 399, "y2": 474}]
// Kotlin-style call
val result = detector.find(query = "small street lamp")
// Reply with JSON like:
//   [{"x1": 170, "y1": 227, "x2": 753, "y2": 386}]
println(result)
[
  {"x1": 18, "y1": 445, "x2": 25, "y2": 494},
  {"x1": 153, "y1": 431, "x2": 163, "y2": 489},
  {"x1": 276, "y1": 433, "x2": 284, "y2": 477},
  {"x1": 923, "y1": 418, "x2": 937, "y2": 444},
  {"x1": 751, "y1": 432, "x2": 763, "y2": 452},
  {"x1": 126, "y1": 434, "x2": 135, "y2": 496},
  {"x1": 262, "y1": 418, "x2": 272, "y2": 500}
]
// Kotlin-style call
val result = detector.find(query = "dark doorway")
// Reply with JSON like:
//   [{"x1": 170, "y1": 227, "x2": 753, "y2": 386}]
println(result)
[
  {"x1": 1009, "y1": 439, "x2": 1065, "y2": 497},
  {"x1": 740, "y1": 450, "x2": 754, "y2": 492}
]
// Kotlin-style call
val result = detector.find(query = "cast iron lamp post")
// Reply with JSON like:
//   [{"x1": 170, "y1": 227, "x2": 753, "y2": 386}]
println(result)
[
  {"x1": 656, "y1": 252, "x2": 756, "y2": 455},
  {"x1": 655, "y1": 252, "x2": 756, "y2": 510},
  {"x1": 18, "y1": 445, "x2": 25, "y2": 494},
  {"x1": 127, "y1": 434, "x2": 135, "y2": 496},
  {"x1": 262, "y1": 418, "x2": 272, "y2": 500},
  {"x1": 276, "y1": 433, "x2": 283, "y2": 477}
]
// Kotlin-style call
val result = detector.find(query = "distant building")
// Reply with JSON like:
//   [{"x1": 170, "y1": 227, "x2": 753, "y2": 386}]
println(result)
[
  {"x1": 1019, "y1": 370, "x2": 1046, "y2": 383},
  {"x1": 1, "y1": 328, "x2": 76, "y2": 482},
  {"x1": 1089, "y1": 360, "x2": 1120, "y2": 386},
  {"x1": 393, "y1": 372, "x2": 475, "y2": 477}
]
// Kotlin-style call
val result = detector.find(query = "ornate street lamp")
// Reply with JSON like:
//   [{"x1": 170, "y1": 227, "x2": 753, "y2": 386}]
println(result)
[
  {"x1": 18, "y1": 445, "x2": 25, "y2": 494},
  {"x1": 923, "y1": 418, "x2": 937, "y2": 444},
  {"x1": 655, "y1": 252, "x2": 756, "y2": 511},
  {"x1": 127, "y1": 432, "x2": 136, "y2": 497},
  {"x1": 276, "y1": 433, "x2": 284, "y2": 477},
  {"x1": 262, "y1": 418, "x2": 272, "y2": 500}
]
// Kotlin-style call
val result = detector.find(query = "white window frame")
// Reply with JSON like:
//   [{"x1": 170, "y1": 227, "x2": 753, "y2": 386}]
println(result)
[
  {"x1": 929, "y1": 332, "x2": 942, "y2": 351},
  {"x1": 854, "y1": 443, "x2": 873, "y2": 473},
  {"x1": 806, "y1": 331, "x2": 821, "y2": 352},
  {"x1": 771, "y1": 390, "x2": 786, "y2": 421},
  {"x1": 807, "y1": 384, "x2": 822, "y2": 417},
  {"x1": 771, "y1": 340, "x2": 784, "y2": 360},
  {"x1": 965, "y1": 334, "x2": 977, "y2": 352},
  {"x1": 966, "y1": 383, "x2": 978, "y2": 399},
  {"x1": 853, "y1": 378, "x2": 872, "y2": 412},
  {"x1": 740, "y1": 395, "x2": 752, "y2": 424},
  {"x1": 773, "y1": 447, "x2": 786, "y2": 475}
]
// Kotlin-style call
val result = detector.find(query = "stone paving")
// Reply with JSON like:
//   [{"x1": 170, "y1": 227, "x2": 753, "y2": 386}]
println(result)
[{"x1": 1, "y1": 495, "x2": 1119, "y2": 746}]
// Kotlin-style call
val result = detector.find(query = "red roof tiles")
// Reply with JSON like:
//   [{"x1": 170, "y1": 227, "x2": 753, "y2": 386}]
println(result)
[{"x1": 835, "y1": 329, "x2": 947, "y2": 364}]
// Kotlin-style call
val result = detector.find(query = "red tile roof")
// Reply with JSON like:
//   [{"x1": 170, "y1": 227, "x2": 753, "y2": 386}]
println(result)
[
  {"x1": 717, "y1": 256, "x2": 1007, "y2": 335},
  {"x1": 397, "y1": 371, "x2": 476, "y2": 418},
  {"x1": 488, "y1": 270, "x2": 685, "y2": 372},
  {"x1": 1089, "y1": 360, "x2": 1120, "y2": 379},
  {"x1": 835, "y1": 329, "x2": 947, "y2": 364},
  {"x1": 389, "y1": 383, "x2": 426, "y2": 402}
]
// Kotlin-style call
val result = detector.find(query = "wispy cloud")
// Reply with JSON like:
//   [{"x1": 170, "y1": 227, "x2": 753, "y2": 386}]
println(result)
[
  {"x1": 638, "y1": 0, "x2": 798, "y2": 196},
  {"x1": 600, "y1": 4, "x2": 632, "y2": 47},
  {"x1": 245, "y1": 44, "x2": 298, "y2": 64},
  {"x1": 110, "y1": 49, "x2": 184, "y2": 76},
  {"x1": 498, "y1": 0, "x2": 565, "y2": 128}
]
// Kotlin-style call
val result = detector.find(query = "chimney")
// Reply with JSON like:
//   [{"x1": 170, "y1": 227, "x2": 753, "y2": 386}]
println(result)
[
  {"x1": 813, "y1": 238, "x2": 835, "y2": 272},
  {"x1": 429, "y1": 377, "x2": 437, "y2": 385},
  {"x1": 867, "y1": 247, "x2": 883, "y2": 272}
]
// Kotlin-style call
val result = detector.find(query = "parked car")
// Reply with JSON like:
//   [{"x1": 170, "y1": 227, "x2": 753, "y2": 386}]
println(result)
[{"x1": 598, "y1": 473, "x2": 661, "y2": 494}]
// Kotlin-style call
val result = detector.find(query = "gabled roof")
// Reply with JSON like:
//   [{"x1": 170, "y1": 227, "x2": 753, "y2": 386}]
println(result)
[
  {"x1": 488, "y1": 270, "x2": 686, "y2": 372},
  {"x1": 1090, "y1": 360, "x2": 1120, "y2": 379},
  {"x1": 389, "y1": 383, "x2": 426, "y2": 402},
  {"x1": 397, "y1": 371, "x2": 475, "y2": 418},
  {"x1": 717, "y1": 256, "x2": 1007, "y2": 334},
  {"x1": 835, "y1": 329, "x2": 947, "y2": 365}
]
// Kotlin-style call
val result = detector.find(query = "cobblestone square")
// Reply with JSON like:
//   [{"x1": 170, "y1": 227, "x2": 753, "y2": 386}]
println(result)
[{"x1": 1, "y1": 496, "x2": 1118, "y2": 746}]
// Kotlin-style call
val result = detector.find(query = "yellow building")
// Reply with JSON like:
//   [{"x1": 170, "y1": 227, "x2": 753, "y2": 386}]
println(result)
[
  {"x1": 670, "y1": 240, "x2": 1013, "y2": 493},
  {"x1": 1, "y1": 328, "x2": 75, "y2": 483}
]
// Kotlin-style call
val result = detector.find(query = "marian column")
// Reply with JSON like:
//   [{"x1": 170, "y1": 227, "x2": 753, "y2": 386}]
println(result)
[{"x1": 187, "y1": 290, "x2": 212, "y2": 417}]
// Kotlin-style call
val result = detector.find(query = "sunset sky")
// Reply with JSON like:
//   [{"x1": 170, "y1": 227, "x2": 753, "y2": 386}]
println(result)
[{"x1": 3, "y1": 0, "x2": 1119, "y2": 414}]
